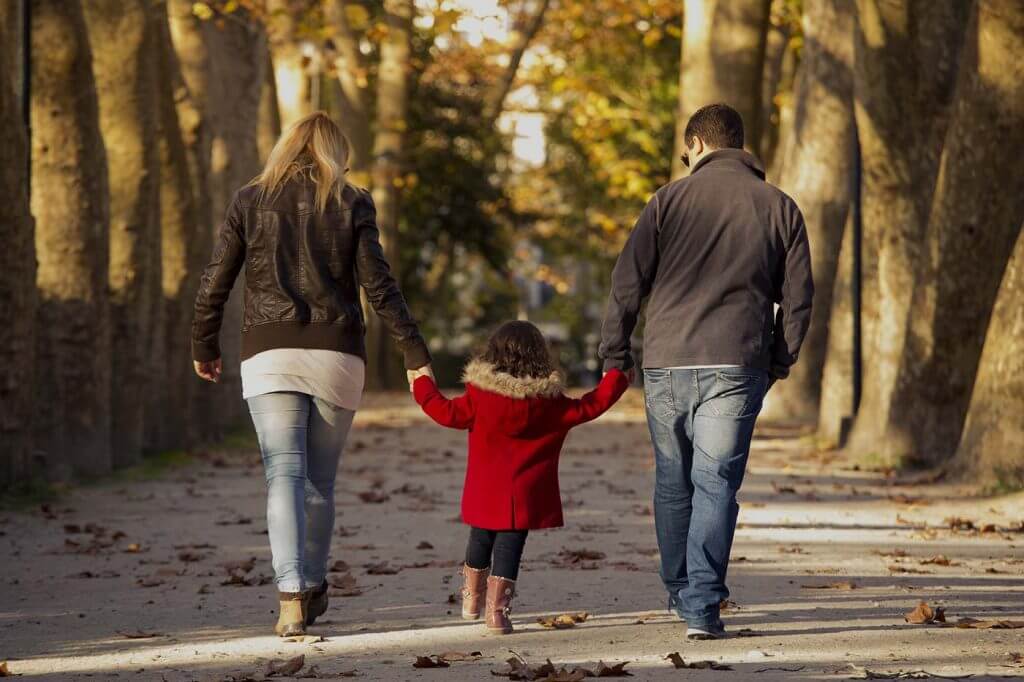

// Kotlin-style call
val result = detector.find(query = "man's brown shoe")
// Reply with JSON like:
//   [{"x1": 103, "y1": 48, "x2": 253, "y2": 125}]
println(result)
[
  {"x1": 484, "y1": 575, "x2": 516, "y2": 634},
  {"x1": 461, "y1": 565, "x2": 490, "y2": 620},
  {"x1": 274, "y1": 591, "x2": 307, "y2": 637}
]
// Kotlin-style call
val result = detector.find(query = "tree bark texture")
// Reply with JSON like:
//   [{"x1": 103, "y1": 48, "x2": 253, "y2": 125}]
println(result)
[
  {"x1": 878, "y1": 1, "x2": 1024, "y2": 467},
  {"x1": 83, "y1": 0, "x2": 162, "y2": 468},
  {"x1": 30, "y1": 0, "x2": 112, "y2": 478},
  {"x1": 266, "y1": 0, "x2": 313, "y2": 128},
  {"x1": 761, "y1": 0, "x2": 855, "y2": 424},
  {"x1": 954, "y1": 226, "x2": 1024, "y2": 488},
  {"x1": 366, "y1": 0, "x2": 414, "y2": 389},
  {"x1": 672, "y1": 0, "x2": 772, "y2": 179},
  {"x1": 844, "y1": 0, "x2": 970, "y2": 466},
  {"x1": 0, "y1": 5, "x2": 36, "y2": 486}
]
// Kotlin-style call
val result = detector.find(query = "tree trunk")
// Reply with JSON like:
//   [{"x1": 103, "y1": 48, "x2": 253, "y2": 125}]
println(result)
[
  {"x1": 0, "y1": 6, "x2": 36, "y2": 487},
  {"x1": 954, "y1": 226, "x2": 1024, "y2": 488},
  {"x1": 844, "y1": 0, "x2": 970, "y2": 466},
  {"x1": 146, "y1": 1, "x2": 200, "y2": 452},
  {"x1": 672, "y1": 0, "x2": 772, "y2": 179},
  {"x1": 872, "y1": 1, "x2": 1024, "y2": 467},
  {"x1": 258, "y1": 49, "x2": 281, "y2": 164},
  {"x1": 816, "y1": 212, "x2": 855, "y2": 448},
  {"x1": 206, "y1": 12, "x2": 268, "y2": 427},
  {"x1": 30, "y1": 0, "x2": 112, "y2": 479},
  {"x1": 266, "y1": 0, "x2": 313, "y2": 128},
  {"x1": 326, "y1": 0, "x2": 372, "y2": 180},
  {"x1": 166, "y1": 0, "x2": 220, "y2": 442},
  {"x1": 83, "y1": 0, "x2": 161, "y2": 468},
  {"x1": 759, "y1": 0, "x2": 792, "y2": 172},
  {"x1": 760, "y1": 0, "x2": 855, "y2": 424},
  {"x1": 365, "y1": 0, "x2": 414, "y2": 389}
]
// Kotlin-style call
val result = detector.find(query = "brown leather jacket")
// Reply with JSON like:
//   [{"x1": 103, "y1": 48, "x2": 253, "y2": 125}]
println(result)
[{"x1": 191, "y1": 177, "x2": 430, "y2": 370}]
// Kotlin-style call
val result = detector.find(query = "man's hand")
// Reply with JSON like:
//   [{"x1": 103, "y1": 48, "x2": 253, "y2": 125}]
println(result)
[
  {"x1": 194, "y1": 358, "x2": 222, "y2": 383},
  {"x1": 407, "y1": 364, "x2": 435, "y2": 393}
]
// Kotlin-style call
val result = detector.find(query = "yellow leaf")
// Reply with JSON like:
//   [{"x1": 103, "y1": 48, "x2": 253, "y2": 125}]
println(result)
[
  {"x1": 192, "y1": 2, "x2": 214, "y2": 20},
  {"x1": 344, "y1": 4, "x2": 371, "y2": 30}
]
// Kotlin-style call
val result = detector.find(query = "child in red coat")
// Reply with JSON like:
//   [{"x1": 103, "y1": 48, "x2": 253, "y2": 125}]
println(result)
[{"x1": 412, "y1": 321, "x2": 630, "y2": 634}]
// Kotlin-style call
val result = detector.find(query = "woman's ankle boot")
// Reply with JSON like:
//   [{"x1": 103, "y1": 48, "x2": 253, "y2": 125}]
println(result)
[
  {"x1": 305, "y1": 580, "x2": 329, "y2": 626},
  {"x1": 275, "y1": 591, "x2": 307, "y2": 637},
  {"x1": 485, "y1": 575, "x2": 516, "y2": 634},
  {"x1": 461, "y1": 565, "x2": 490, "y2": 620}
]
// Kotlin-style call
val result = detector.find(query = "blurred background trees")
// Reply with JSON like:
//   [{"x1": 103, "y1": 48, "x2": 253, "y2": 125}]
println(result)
[{"x1": 1, "y1": 0, "x2": 1021, "y2": 490}]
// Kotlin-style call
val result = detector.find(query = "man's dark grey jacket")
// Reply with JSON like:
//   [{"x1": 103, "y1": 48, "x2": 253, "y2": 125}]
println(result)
[{"x1": 599, "y1": 148, "x2": 813, "y2": 379}]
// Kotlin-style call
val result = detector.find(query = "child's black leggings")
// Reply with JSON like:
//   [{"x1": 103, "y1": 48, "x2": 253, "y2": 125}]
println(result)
[{"x1": 465, "y1": 527, "x2": 529, "y2": 580}]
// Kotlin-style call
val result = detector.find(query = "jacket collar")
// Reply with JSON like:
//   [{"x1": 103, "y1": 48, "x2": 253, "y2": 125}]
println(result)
[
  {"x1": 690, "y1": 148, "x2": 765, "y2": 180},
  {"x1": 462, "y1": 359, "x2": 564, "y2": 399}
]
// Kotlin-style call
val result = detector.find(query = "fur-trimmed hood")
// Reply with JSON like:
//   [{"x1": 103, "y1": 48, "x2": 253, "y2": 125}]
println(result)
[{"x1": 462, "y1": 359, "x2": 564, "y2": 399}]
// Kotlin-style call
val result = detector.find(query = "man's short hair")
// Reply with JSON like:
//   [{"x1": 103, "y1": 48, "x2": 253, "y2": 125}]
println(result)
[{"x1": 684, "y1": 103, "x2": 744, "y2": 150}]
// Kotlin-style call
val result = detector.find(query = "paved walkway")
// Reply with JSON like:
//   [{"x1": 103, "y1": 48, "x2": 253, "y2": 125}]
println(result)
[{"x1": 2, "y1": 390, "x2": 1022, "y2": 680}]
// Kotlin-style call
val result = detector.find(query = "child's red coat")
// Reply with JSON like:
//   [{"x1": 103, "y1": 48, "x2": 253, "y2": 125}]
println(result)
[{"x1": 413, "y1": 361, "x2": 630, "y2": 530}]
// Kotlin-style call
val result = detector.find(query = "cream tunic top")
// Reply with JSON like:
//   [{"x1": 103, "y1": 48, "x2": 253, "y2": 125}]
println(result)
[{"x1": 241, "y1": 348, "x2": 365, "y2": 411}]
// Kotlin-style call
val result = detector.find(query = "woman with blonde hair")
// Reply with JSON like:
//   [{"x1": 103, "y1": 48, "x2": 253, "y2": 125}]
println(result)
[{"x1": 192, "y1": 111, "x2": 432, "y2": 636}]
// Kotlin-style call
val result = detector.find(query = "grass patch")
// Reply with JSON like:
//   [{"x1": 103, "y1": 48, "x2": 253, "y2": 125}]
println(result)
[
  {"x1": 0, "y1": 476, "x2": 64, "y2": 511},
  {"x1": 106, "y1": 449, "x2": 195, "y2": 483}
]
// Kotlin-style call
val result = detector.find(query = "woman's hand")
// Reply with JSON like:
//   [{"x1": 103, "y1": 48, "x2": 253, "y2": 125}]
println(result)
[
  {"x1": 194, "y1": 358, "x2": 222, "y2": 383},
  {"x1": 407, "y1": 364, "x2": 435, "y2": 393}
]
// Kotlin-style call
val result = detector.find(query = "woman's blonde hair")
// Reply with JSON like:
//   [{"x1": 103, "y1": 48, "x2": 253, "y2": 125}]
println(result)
[{"x1": 251, "y1": 111, "x2": 352, "y2": 213}]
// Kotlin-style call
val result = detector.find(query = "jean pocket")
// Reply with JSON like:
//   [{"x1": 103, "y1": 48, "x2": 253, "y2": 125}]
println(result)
[
  {"x1": 643, "y1": 369, "x2": 675, "y2": 423},
  {"x1": 706, "y1": 370, "x2": 766, "y2": 418}
]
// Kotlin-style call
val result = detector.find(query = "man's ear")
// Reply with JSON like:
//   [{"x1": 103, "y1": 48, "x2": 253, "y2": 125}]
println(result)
[{"x1": 689, "y1": 136, "x2": 704, "y2": 156}]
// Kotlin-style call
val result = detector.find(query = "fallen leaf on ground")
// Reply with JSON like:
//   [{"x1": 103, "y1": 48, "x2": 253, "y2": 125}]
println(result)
[
  {"x1": 412, "y1": 655, "x2": 449, "y2": 668},
  {"x1": 944, "y1": 516, "x2": 975, "y2": 531},
  {"x1": 491, "y1": 656, "x2": 556, "y2": 680},
  {"x1": 537, "y1": 612, "x2": 589, "y2": 629},
  {"x1": 266, "y1": 654, "x2": 305, "y2": 677},
  {"x1": 124, "y1": 543, "x2": 142, "y2": 553},
  {"x1": 919, "y1": 555, "x2": 955, "y2": 566},
  {"x1": 328, "y1": 572, "x2": 358, "y2": 589},
  {"x1": 285, "y1": 634, "x2": 325, "y2": 644},
  {"x1": 801, "y1": 580, "x2": 857, "y2": 590},
  {"x1": 553, "y1": 548, "x2": 606, "y2": 569},
  {"x1": 888, "y1": 564, "x2": 931, "y2": 574},
  {"x1": 771, "y1": 481, "x2": 797, "y2": 494},
  {"x1": 436, "y1": 651, "x2": 481, "y2": 662},
  {"x1": 328, "y1": 560, "x2": 350, "y2": 572},
  {"x1": 416, "y1": 540, "x2": 434, "y2": 550},
  {"x1": 364, "y1": 562, "x2": 399, "y2": 575},
  {"x1": 719, "y1": 599, "x2": 740, "y2": 611},
  {"x1": 358, "y1": 490, "x2": 390, "y2": 504},
  {"x1": 846, "y1": 664, "x2": 954, "y2": 679},
  {"x1": 904, "y1": 601, "x2": 945, "y2": 624},
  {"x1": 135, "y1": 577, "x2": 164, "y2": 588},
  {"x1": 221, "y1": 558, "x2": 256, "y2": 573},
  {"x1": 593, "y1": 661, "x2": 633, "y2": 677},
  {"x1": 117, "y1": 629, "x2": 164, "y2": 639},
  {"x1": 177, "y1": 550, "x2": 205, "y2": 562},
  {"x1": 952, "y1": 617, "x2": 1024, "y2": 629},
  {"x1": 0, "y1": 661, "x2": 11, "y2": 677},
  {"x1": 1008, "y1": 652, "x2": 1023, "y2": 665},
  {"x1": 664, "y1": 653, "x2": 732, "y2": 670}
]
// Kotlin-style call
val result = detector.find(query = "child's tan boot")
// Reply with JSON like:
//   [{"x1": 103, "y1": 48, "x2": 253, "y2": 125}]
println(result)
[
  {"x1": 461, "y1": 565, "x2": 490, "y2": 620},
  {"x1": 274, "y1": 591, "x2": 307, "y2": 637},
  {"x1": 485, "y1": 575, "x2": 516, "y2": 634}
]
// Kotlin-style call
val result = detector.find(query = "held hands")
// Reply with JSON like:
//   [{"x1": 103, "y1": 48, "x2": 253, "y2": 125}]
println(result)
[
  {"x1": 407, "y1": 364, "x2": 435, "y2": 393},
  {"x1": 194, "y1": 358, "x2": 222, "y2": 383},
  {"x1": 605, "y1": 367, "x2": 636, "y2": 383}
]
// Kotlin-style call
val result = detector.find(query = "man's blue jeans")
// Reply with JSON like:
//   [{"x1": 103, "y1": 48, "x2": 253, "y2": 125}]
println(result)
[
  {"x1": 643, "y1": 367, "x2": 768, "y2": 631},
  {"x1": 248, "y1": 392, "x2": 355, "y2": 593}
]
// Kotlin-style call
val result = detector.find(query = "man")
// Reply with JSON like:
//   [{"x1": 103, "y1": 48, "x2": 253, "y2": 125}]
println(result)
[{"x1": 599, "y1": 103, "x2": 813, "y2": 639}]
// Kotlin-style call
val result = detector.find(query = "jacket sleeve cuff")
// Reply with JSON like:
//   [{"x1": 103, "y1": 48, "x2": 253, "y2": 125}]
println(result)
[
  {"x1": 602, "y1": 354, "x2": 635, "y2": 373},
  {"x1": 403, "y1": 341, "x2": 432, "y2": 371},
  {"x1": 192, "y1": 339, "x2": 221, "y2": 362}
]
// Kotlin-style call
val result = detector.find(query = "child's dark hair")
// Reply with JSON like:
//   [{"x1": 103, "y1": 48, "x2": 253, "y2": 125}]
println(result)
[{"x1": 480, "y1": 321, "x2": 557, "y2": 378}]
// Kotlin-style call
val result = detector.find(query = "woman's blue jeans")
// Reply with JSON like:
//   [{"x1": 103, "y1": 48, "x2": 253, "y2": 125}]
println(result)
[
  {"x1": 643, "y1": 367, "x2": 768, "y2": 631},
  {"x1": 247, "y1": 391, "x2": 354, "y2": 593}
]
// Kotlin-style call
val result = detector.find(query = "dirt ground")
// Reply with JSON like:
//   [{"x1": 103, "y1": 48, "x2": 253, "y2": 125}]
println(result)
[{"x1": 2, "y1": 389, "x2": 1023, "y2": 681}]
